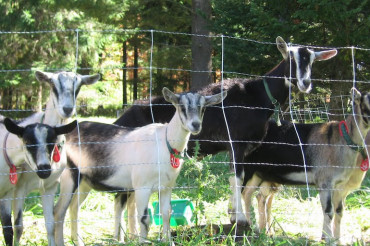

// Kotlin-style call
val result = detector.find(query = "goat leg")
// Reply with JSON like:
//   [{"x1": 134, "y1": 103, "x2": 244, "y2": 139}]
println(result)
[
  {"x1": 318, "y1": 183, "x2": 334, "y2": 242},
  {"x1": 135, "y1": 189, "x2": 151, "y2": 243},
  {"x1": 159, "y1": 188, "x2": 172, "y2": 242},
  {"x1": 69, "y1": 181, "x2": 91, "y2": 246},
  {"x1": 242, "y1": 174, "x2": 262, "y2": 229},
  {"x1": 54, "y1": 168, "x2": 76, "y2": 246},
  {"x1": 41, "y1": 183, "x2": 59, "y2": 246},
  {"x1": 0, "y1": 195, "x2": 13, "y2": 246}
]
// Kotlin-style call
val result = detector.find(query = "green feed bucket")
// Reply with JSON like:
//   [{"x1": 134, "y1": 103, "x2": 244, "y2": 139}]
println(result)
[{"x1": 152, "y1": 199, "x2": 195, "y2": 226}]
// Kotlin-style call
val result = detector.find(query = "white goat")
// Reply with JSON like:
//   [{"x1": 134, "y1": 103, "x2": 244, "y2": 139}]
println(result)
[
  {"x1": 0, "y1": 71, "x2": 100, "y2": 246},
  {"x1": 53, "y1": 87, "x2": 227, "y2": 245},
  {"x1": 241, "y1": 88, "x2": 370, "y2": 243}
]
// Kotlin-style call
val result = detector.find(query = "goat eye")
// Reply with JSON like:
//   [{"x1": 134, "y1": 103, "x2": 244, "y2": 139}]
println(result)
[
  {"x1": 48, "y1": 145, "x2": 54, "y2": 152},
  {"x1": 180, "y1": 105, "x2": 186, "y2": 115}
]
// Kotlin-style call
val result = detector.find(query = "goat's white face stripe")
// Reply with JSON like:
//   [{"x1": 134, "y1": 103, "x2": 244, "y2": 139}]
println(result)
[
  {"x1": 35, "y1": 127, "x2": 50, "y2": 166},
  {"x1": 51, "y1": 72, "x2": 82, "y2": 119},
  {"x1": 290, "y1": 47, "x2": 315, "y2": 93},
  {"x1": 178, "y1": 93, "x2": 205, "y2": 134},
  {"x1": 24, "y1": 126, "x2": 51, "y2": 170}
]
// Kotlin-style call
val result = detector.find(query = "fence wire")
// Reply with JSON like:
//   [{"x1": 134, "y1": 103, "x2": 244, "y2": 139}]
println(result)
[{"x1": 0, "y1": 28, "x2": 369, "y2": 245}]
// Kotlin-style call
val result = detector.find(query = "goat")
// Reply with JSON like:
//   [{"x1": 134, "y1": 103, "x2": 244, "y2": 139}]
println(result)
[
  {"x1": 0, "y1": 71, "x2": 100, "y2": 246},
  {"x1": 0, "y1": 118, "x2": 77, "y2": 243},
  {"x1": 113, "y1": 36, "x2": 337, "y2": 226},
  {"x1": 241, "y1": 88, "x2": 370, "y2": 243},
  {"x1": 53, "y1": 87, "x2": 227, "y2": 245}
]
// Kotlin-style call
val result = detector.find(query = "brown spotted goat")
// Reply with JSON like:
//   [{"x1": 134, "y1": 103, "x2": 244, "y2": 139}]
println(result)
[{"x1": 241, "y1": 88, "x2": 370, "y2": 243}]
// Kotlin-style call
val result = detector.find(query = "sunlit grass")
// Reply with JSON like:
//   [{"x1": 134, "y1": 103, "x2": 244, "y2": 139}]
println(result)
[{"x1": 13, "y1": 185, "x2": 369, "y2": 245}]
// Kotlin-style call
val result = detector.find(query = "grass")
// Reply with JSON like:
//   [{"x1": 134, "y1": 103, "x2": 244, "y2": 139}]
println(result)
[
  {"x1": 11, "y1": 171, "x2": 370, "y2": 245},
  {"x1": 2, "y1": 117, "x2": 369, "y2": 245}
]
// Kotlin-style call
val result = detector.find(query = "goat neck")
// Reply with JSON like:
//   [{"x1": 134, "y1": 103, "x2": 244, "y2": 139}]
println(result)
[
  {"x1": 165, "y1": 112, "x2": 191, "y2": 153},
  {"x1": 263, "y1": 59, "x2": 295, "y2": 105},
  {"x1": 344, "y1": 113, "x2": 370, "y2": 145},
  {"x1": 1, "y1": 133, "x2": 26, "y2": 168},
  {"x1": 43, "y1": 95, "x2": 65, "y2": 126}
]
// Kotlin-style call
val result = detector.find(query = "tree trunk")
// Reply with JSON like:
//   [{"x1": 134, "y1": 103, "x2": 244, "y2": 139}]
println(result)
[
  {"x1": 15, "y1": 90, "x2": 19, "y2": 110},
  {"x1": 3, "y1": 88, "x2": 12, "y2": 110},
  {"x1": 122, "y1": 41, "x2": 127, "y2": 108},
  {"x1": 191, "y1": 0, "x2": 212, "y2": 91},
  {"x1": 133, "y1": 44, "x2": 138, "y2": 100}
]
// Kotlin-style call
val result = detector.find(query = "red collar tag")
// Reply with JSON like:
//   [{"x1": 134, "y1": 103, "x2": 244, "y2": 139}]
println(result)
[
  {"x1": 360, "y1": 158, "x2": 369, "y2": 171},
  {"x1": 170, "y1": 149, "x2": 181, "y2": 168},
  {"x1": 53, "y1": 144, "x2": 60, "y2": 163},
  {"x1": 9, "y1": 164, "x2": 18, "y2": 185}
]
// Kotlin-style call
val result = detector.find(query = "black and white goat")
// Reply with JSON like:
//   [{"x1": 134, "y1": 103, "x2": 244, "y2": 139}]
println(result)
[
  {"x1": 53, "y1": 87, "x2": 227, "y2": 245},
  {"x1": 0, "y1": 118, "x2": 77, "y2": 243},
  {"x1": 241, "y1": 88, "x2": 370, "y2": 243},
  {"x1": 0, "y1": 71, "x2": 100, "y2": 246},
  {"x1": 113, "y1": 37, "x2": 337, "y2": 226}
]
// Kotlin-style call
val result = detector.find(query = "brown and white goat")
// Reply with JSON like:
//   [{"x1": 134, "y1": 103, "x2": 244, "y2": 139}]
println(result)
[
  {"x1": 241, "y1": 88, "x2": 370, "y2": 243},
  {"x1": 53, "y1": 87, "x2": 227, "y2": 245}
]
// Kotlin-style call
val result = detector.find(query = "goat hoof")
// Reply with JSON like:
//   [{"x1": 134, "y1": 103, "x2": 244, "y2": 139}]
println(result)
[
  {"x1": 230, "y1": 218, "x2": 248, "y2": 227},
  {"x1": 230, "y1": 213, "x2": 248, "y2": 226},
  {"x1": 159, "y1": 238, "x2": 174, "y2": 246},
  {"x1": 139, "y1": 238, "x2": 151, "y2": 244},
  {"x1": 237, "y1": 220, "x2": 248, "y2": 227}
]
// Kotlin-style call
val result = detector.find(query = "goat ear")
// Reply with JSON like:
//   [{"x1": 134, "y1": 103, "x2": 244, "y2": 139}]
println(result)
[
  {"x1": 35, "y1": 71, "x2": 54, "y2": 84},
  {"x1": 54, "y1": 120, "x2": 78, "y2": 136},
  {"x1": 276, "y1": 36, "x2": 289, "y2": 60},
  {"x1": 205, "y1": 91, "x2": 228, "y2": 106},
  {"x1": 4, "y1": 118, "x2": 25, "y2": 137},
  {"x1": 351, "y1": 87, "x2": 362, "y2": 104},
  {"x1": 314, "y1": 50, "x2": 337, "y2": 61},
  {"x1": 162, "y1": 87, "x2": 179, "y2": 104},
  {"x1": 81, "y1": 74, "x2": 101, "y2": 85}
]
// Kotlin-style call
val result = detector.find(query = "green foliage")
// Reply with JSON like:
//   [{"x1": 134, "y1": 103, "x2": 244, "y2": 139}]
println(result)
[
  {"x1": 175, "y1": 142, "x2": 231, "y2": 225},
  {"x1": 1, "y1": 0, "x2": 368, "y2": 115},
  {"x1": 346, "y1": 172, "x2": 370, "y2": 209},
  {"x1": 212, "y1": 0, "x2": 369, "y2": 109},
  {"x1": 0, "y1": 0, "x2": 112, "y2": 111},
  {"x1": 23, "y1": 192, "x2": 44, "y2": 217}
]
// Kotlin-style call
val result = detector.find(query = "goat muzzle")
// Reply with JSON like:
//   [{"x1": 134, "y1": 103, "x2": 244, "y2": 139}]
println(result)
[{"x1": 36, "y1": 164, "x2": 52, "y2": 179}]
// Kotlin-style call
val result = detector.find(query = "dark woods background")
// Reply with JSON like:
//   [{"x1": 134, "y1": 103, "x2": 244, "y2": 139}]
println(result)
[{"x1": 0, "y1": 0, "x2": 368, "y2": 120}]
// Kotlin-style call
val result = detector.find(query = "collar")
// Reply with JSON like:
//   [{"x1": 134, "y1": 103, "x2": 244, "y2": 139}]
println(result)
[
  {"x1": 165, "y1": 127, "x2": 184, "y2": 157},
  {"x1": 165, "y1": 127, "x2": 186, "y2": 168},
  {"x1": 339, "y1": 121, "x2": 367, "y2": 160},
  {"x1": 263, "y1": 78, "x2": 281, "y2": 126},
  {"x1": 3, "y1": 132, "x2": 15, "y2": 169},
  {"x1": 3, "y1": 132, "x2": 18, "y2": 184}
]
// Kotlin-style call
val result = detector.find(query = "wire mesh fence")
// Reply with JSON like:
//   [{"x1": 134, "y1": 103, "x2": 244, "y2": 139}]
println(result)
[{"x1": 0, "y1": 29, "x2": 369, "y2": 245}]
